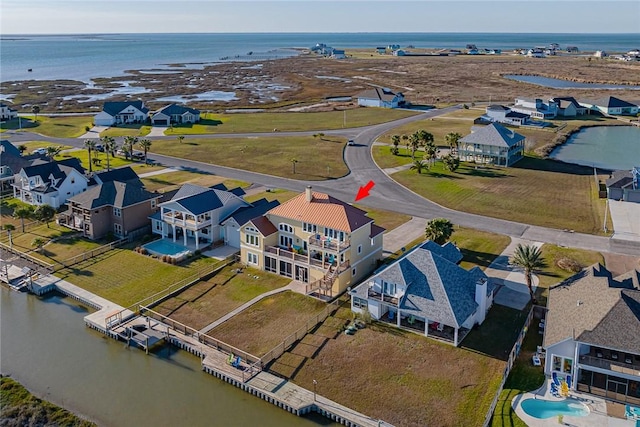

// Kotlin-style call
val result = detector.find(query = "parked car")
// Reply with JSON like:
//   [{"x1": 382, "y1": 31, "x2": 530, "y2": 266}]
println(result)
[
  {"x1": 348, "y1": 139, "x2": 355, "y2": 146},
  {"x1": 115, "y1": 148, "x2": 126, "y2": 156},
  {"x1": 94, "y1": 143, "x2": 105, "y2": 152},
  {"x1": 131, "y1": 151, "x2": 145, "y2": 160},
  {"x1": 32, "y1": 147, "x2": 47, "y2": 155}
]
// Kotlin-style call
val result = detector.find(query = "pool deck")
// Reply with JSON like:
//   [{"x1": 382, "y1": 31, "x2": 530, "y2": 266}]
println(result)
[{"x1": 513, "y1": 379, "x2": 636, "y2": 427}]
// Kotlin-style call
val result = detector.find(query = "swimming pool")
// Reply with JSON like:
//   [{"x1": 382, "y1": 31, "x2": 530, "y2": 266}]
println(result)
[
  {"x1": 143, "y1": 239, "x2": 190, "y2": 259},
  {"x1": 521, "y1": 398, "x2": 590, "y2": 419}
]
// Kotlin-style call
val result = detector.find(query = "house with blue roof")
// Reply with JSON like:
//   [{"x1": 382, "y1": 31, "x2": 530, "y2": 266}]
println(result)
[
  {"x1": 350, "y1": 240, "x2": 496, "y2": 346},
  {"x1": 458, "y1": 123, "x2": 526, "y2": 167},
  {"x1": 94, "y1": 101, "x2": 149, "y2": 126},
  {"x1": 151, "y1": 104, "x2": 201, "y2": 126},
  {"x1": 220, "y1": 198, "x2": 280, "y2": 248},
  {"x1": 149, "y1": 183, "x2": 250, "y2": 250}
]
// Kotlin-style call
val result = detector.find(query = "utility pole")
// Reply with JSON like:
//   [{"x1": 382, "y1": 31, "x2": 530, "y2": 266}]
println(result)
[
  {"x1": 343, "y1": 110, "x2": 346, "y2": 128},
  {"x1": 603, "y1": 198, "x2": 609, "y2": 233}
]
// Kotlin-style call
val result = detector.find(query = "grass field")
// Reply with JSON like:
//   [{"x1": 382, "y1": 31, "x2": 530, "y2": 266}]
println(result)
[
  {"x1": 18, "y1": 141, "x2": 73, "y2": 154},
  {"x1": 140, "y1": 170, "x2": 249, "y2": 193},
  {"x1": 389, "y1": 156, "x2": 608, "y2": 234},
  {"x1": 452, "y1": 226, "x2": 512, "y2": 270},
  {"x1": 167, "y1": 108, "x2": 419, "y2": 134},
  {"x1": 208, "y1": 291, "x2": 326, "y2": 357},
  {"x1": 54, "y1": 247, "x2": 219, "y2": 307},
  {"x1": 151, "y1": 135, "x2": 349, "y2": 180},
  {"x1": 152, "y1": 264, "x2": 291, "y2": 330},
  {"x1": 55, "y1": 149, "x2": 134, "y2": 172},
  {"x1": 99, "y1": 124, "x2": 151, "y2": 137},
  {"x1": 0, "y1": 376, "x2": 96, "y2": 427},
  {"x1": 0, "y1": 115, "x2": 92, "y2": 138},
  {"x1": 244, "y1": 189, "x2": 299, "y2": 204},
  {"x1": 275, "y1": 299, "x2": 505, "y2": 427}
]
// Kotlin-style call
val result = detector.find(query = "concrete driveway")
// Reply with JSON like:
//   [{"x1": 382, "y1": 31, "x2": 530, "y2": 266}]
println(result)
[
  {"x1": 609, "y1": 200, "x2": 640, "y2": 242},
  {"x1": 78, "y1": 126, "x2": 108, "y2": 139}
]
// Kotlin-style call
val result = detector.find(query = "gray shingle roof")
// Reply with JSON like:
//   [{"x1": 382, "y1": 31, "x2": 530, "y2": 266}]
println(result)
[
  {"x1": 102, "y1": 101, "x2": 149, "y2": 116},
  {"x1": 155, "y1": 103, "x2": 200, "y2": 116},
  {"x1": 165, "y1": 183, "x2": 248, "y2": 216},
  {"x1": 95, "y1": 166, "x2": 142, "y2": 186},
  {"x1": 223, "y1": 198, "x2": 280, "y2": 227},
  {"x1": 584, "y1": 96, "x2": 636, "y2": 109},
  {"x1": 1, "y1": 140, "x2": 21, "y2": 157},
  {"x1": 419, "y1": 241, "x2": 463, "y2": 264},
  {"x1": 606, "y1": 170, "x2": 633, "y2": 189},
  {"x1": 357, "y1": 87, "x2": 402, "y2": 102},
  {"x1": 68, "y1": 181, "x2": 157, "y2": 209},
  {"x1": 460, "y1": 123, "x2": 525, "y2": 148},
  {"x1": 544, "y1": 264, "x2": 640, "y2": 353}
]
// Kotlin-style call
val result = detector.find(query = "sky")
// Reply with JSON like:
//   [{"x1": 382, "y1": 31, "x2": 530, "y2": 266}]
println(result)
[{"x1": 1, "y1": 0, "x2": 639, "y2": 34}]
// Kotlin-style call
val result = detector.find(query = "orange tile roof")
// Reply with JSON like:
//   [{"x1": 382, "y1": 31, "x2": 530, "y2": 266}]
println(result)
[{"x1": 267, "y1": 190, "x2": 373, "y2": 232}]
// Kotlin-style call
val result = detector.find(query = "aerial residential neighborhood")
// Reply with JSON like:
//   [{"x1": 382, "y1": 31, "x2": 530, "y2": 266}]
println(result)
[{"x1": 1, "y1": 12, "x2": 640, "y2": 427}]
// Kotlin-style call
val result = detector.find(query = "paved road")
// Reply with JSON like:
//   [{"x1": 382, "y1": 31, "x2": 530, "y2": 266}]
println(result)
[{"x1": 5, "y1": 108, "x2": 640, "y2": 256}]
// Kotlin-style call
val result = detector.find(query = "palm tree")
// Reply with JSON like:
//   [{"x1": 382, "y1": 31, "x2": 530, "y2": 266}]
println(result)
[
  {"x1": 18, "y1": 144, "x2": 27, "y2": 154},
  {"x1": 34, "y1": 204, "x2": 56, "y2": 228},
  {"x1": 32, "y1": 237, "x2": 45, "y2": 253},
  {"x1": 445, "y1": 132, "x2": 462, "y2": 157},
  {"x1": 2, "y1": 224, "x2": 15, "y2": 249},
  {"x1": 410, "y1": 159, "x2": 429, "y2": 174},
  {"x1": 510, "y1": 244, "x2": 547, "y2": 303},
  {"x1": 418, "y1": 130, "x2": 434, "y2": 148},
  {"x1": 391, "y1": 134, "x2": 400, "y2": 155},
  {"x1": 177, "y1": 135, "x2": 185, "y2": 144},
  {"x1": 100, "y1": 136, "x2": 116, "y2": 171},
  {"x1": 31, "y1": 105, "x2": 40, "y2": 121},
  {"x1": 13, "y1": 206, "x2": 33, "y2": 232},
  {"x1": 442, "y1": 154, "x2": 460, "y2": 172},
  {"x1": 83, "y1": 139, "x2": 96, "y2": 172},
  {"x1": 409, "y1": 132, "x2": 421, "y2": 159},
  {"x1": 138, "y1": 138, "x2": 152, "y2": 164},
  {"x1": 45, "y1": 145, "x2": 61, "y2": 161},
  {"x1": 424, "y1": 140, "x2": 439, "y2": 167},
  {"x1": 425, "y1": 218, "x2": 454, "y2": 245},
  {"x1": 290, "y1": 158, "x2": 298, "y2": 174},
  {"x1": 123, "y1": 136, "x2": 138, "y2": 160}
]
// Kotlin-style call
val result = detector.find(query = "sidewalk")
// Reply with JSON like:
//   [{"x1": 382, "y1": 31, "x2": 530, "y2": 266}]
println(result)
[{"x1": 78, "y1": 126, "x2": 108, "y2": 139}]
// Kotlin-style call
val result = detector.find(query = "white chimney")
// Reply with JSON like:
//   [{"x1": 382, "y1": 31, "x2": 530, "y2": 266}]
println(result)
[
  {"x1": 305, "y1": 185, "x2": 313, "y2": 202},
  {"x1": 475, "y1": 278, "x2": 488, "y2": 325}
]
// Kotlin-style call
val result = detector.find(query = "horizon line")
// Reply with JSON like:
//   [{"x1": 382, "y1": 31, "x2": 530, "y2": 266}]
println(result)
[{"x1": 2, "y1": 31, "x2": 639, "y2": 36}]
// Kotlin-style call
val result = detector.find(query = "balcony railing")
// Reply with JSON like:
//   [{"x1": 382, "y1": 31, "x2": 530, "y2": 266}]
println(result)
[
  {"x1": 162, "y1": 213, "x2": 210, "y2": 229},
  {"x1": 308, "y1": 236, "x2": 350, "y2": 252},
  {"x1": 367, "y1": 288, "x2": 399, "y2": 306},
  {"x1": 579, "y1": 355, "x2": 640, "y2": 376},
  {"x1": 265, "y1": 246, "x2": 313, "y2": 264}
]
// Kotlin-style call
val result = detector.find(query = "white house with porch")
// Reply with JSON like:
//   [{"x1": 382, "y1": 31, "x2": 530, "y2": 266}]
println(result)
[
  {"x1": 350, "y1": 240, "x2": 496, "y2": 347},
  {"x1": 149, "y1": 184, "x2": 249, "y2": 250},
  {"x1": 94, "y1": 101, "x2": 149, "y2": 126}
]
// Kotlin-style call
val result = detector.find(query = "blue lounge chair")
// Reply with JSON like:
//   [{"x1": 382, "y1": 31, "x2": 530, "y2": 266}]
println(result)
[
  {"x1": 388, "y1": 310, "x2": 395, "y2": 320},
  {"x1": 566, "y1": 374, "x2": 572, "y2": 388},
  {"x1": 232, "y1": 356, "x2": 241, "y2": 368},
  {"x1": 552, "y1": 372, "x2": 560, "y2": 386}
]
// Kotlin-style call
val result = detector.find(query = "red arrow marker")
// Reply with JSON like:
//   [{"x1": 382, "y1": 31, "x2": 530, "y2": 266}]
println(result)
[{"x1": 355, "y1": 180, "x2": 375, "y2": 202}]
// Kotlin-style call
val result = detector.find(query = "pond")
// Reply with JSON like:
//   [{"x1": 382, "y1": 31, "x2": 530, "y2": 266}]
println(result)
[
  {"x1": 504, "y1": 75, "x2": 640, "y2": 90},
  {"x1": 550, "y1": 125, "x2": 640, "y2": 170}
]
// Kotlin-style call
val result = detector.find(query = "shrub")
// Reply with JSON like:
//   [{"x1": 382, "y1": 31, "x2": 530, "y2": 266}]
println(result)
[
  {"x1": 140, "y1": 248, "x2": 148, "y2": 255},
  {"x1": 556, "y1": 257, "x2": 583, "y2": 273},
  {"x1": 134, "y1": 246, "x2": 141, "y2": 253}
]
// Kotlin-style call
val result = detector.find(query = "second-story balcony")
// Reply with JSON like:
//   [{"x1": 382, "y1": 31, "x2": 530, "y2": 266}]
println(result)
[
  {"x1": 162, "y1": 211, "x2": 211, "y2": 229},
  {"x1": 308, "y1": 235, "x2": 350, "y2": 252},
  {"x1": 367, "y1": 287, "x2": 400, "y2": 306},
  {"x1": 579, "y1": 351, "x2": 640, "y2": 377},
  {"x1": 265, "y1": 245, "x2": 343, "y2": 271}
]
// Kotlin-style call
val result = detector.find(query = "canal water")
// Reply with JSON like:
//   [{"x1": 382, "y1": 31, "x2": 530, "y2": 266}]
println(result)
[
  {"x1": 0, "y1": 288, "x2": 334, "y2": 427},
  {"x1": 550, "y1": 125, "x2": 640, "y2": 170},
  {"x1": 504, "y1": 75, "x2": 640, "y2": 90}
]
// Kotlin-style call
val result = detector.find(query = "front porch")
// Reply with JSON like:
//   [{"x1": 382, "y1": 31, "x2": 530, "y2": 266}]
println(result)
[{"x1": 153, "y1": 217, "x2": 215, "y2": 251}]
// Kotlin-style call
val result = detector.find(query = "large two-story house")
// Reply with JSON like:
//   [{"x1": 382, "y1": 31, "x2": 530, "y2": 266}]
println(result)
[
  {"x1": 1, "y1": 140, "x2": 37, "y2": 192},
  {"x1": 350, "y1": 240, "x2": 495, "y2": 347},
  {"x1": 512, "y1": 97, "x2": 558, "y2": 119},
  {"x1": 58, "y1": 167, "x2": 161, "y2": 240},
  {"x1": 606, "y1": 167, "x2": 640, "y2": 203},
  {"x1": 94, "y1": 101, "x2": 150, "y2": 126},
  {"x1": 458, "y1": 123, "x2": 526, "y2": 167},
  {"x1": 483, "y1": 105, "x2": 530, "y2": 126},
  {"x1": 12, "y1": 158, "x2": 88, "y2": 209},
  {"x1": 357, "y1": 87, "x2": 405, "y2": 108},
  {"x1": 151, "y1": 104, "x2": 201, "y2": 126},
  {"x1": 239, "y1": 186, "x2": 385, "y2": 298},
  {"x1": 579, "y1": 96, "x2": 639, "y2": 116},
  {"x1": 0, "y1": 103, "x2": 18, "y2": 121},
  {"x1": 150, "y1": 184, "x2": 250, "y2": 250},
  {"x1": 543, "y1": 264, "x2": 640, "y2": 406}
]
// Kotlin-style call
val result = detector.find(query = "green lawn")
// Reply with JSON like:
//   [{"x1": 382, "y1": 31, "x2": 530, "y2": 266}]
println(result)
[
  {"x1": 208, "y1": 291, "x2": 326, "y2": 357},
  {"x1": 99, "y1": 124, "x2": 151, "y2": 137},
  {"x1": 17, "y1": 141, "x2": 73, "y2": 155},
  {"x1": 372, "y1": 146, "x2": 415, "y2": 169},
  {"x1": 140, "y1": 170, "x2": 249, "y2": 193},
  {"x1": 151, "y1": 135, "x2": 349, "y2": 180},
  {"x1": 244, "y1": 189, "x2": 299, "y2": 204},
  {"x1": 0, "y1": 223, "x2": 77, "y2": 260},
  {"x1": 390, "y1": 157, "x2": 607, "y2": 234},
  {"x1": 54, "y1": 247, "x2": 219, "y2": 307},
  {"x1": 452, "y1": 226, "x2": 512, "y2": 270},
  {"x1": 167, "y1": 109, "x2": 419, "y2": 134},
  {"x1": 1, "y1": 115, "x2": 92, "y2": 138},
  {"x1": 153, "y1": 264, "x2": 291, "y2": 330},
  {"x1": 461, "y1": 305, "x2": 529, "y2": 360},
  {"x1": 55, "y1": 149, "x2": 134, "y2": 172},
  {"x1": 353, "y1": 204, "x2": 411, "y2": 232}
]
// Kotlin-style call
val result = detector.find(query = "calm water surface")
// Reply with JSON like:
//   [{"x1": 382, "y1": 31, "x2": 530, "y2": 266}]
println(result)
[
  {"x1": 0, "y1": 288, "x2": 333, "y2": 427},
  {"x1": 550, "y1": 126, "x2": 640, "y2": 170},
  {"x1": 505, "y1": 75, "x2": 640, "y2": 90}
]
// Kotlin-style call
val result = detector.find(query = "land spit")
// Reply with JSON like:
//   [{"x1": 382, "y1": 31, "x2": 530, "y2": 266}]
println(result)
[{"x1": 13, "y1": 268, "x2": 391, "y2": 427}]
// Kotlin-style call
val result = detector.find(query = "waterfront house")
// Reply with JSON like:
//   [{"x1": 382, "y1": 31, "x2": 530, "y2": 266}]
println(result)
[
  {"x1": 350, "y1": 240, "x2": 495, "y2": 347},
  {"x1": 512, "y1": 97, "x2": 558, "y2": 119},
  {"x1": 239, "y1": 186, "x2": 385, "y2": 298},
  {"x1": 606, "y1": 167, "x2": 640, "y2": 203},
  {"x1": 0, "y1": 103, "x2": 18, "y2": 121},
  {"x1": 458, "y1": 123, "x2": 526, "y2": 167},
  {"x1": 543, "y1": 264, "x2": 640, "y2": 405},
  {"x1": 567, "y1": 46, "x2": 579, "y2": 53},
  {"x1": 579, "y1": 96, "x2": 639, "y2": 116},
  {"x1": 357, "y1": 87, "x2": 405, "y2": 108},
  {"x1": 551, "y1": 97, "x2": 587, "y2": 117},
  {"x1": 484, "y1": 105, "x2": 530, "y2": 126},
  {"x1": 151, "y1": 104, "x2": 201, "y2": 126},
  {"x1": 12, "y1": 158, "x2": 88, "y2": 209},
  {"x1": 59, "y1": 178, "x2": 161, "y2": 240},
  {"x1": 94, "y1": 101, "x2": 150, "y2": 126},
  {"x1": 150, "y1": 183, "x2": 249, "y2": 250},
  {"x1": 376, "y1": 47, "x2": 387, "y2": 54},
  {"x1": 92, "y1": 166, "x2": 143, "y2": 187},
  {"x1": 330, "y1": 49, "x2": 346, "y2": 59},
  {"x1": 1, "y1": 140, "x2": 38, "y2": 192},
  {"x1": 219, "y1": 198, "x2": 280, "y2": 249}
]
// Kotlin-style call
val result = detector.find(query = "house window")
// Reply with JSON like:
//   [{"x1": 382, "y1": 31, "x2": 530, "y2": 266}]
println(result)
[
  {"x1": 114, "y1": 223, "x2": 122, "y2": 235},
  {"x1": 383, "y1": 281, "x2": 396, "y2": 296},
  {"x1": 151, "y1": 199, "x2": 156, "y2": 208},
  {"x1": 247, "y1": 252, "x2": 258, "y2": 265},
  {"x1": 353, "y1": 297, "x2": 367, "y2": 309},
  {"x1": 303, "y1": 222, "x2": 316, "y2": 233},
  {"x1": 371, "y1": 237, "x2": 375, "y2": 246},
  {"x1": 245, "y1": 234, "x2": 259, "y2": 246},
  {"x1": 352, "y1": 268, "x2": 356, "y2": 276},
  {"x1": 357, "y1": 245, "x2": 362, "y2": 254},
  {"x1": 264, "y1": 256, "x2": 277, "y2": 273},
  {"x1": 114, "y1": 207, "x2": 121, "y2": 217},
  {"x1": 154, "y1": 221, "x2": 162, "y2": 231},
  {"x1": 279, "y1": 223, "x2": 293, "y2": 233},
  {"x1": 563, "y1": 358, "x2": 573, "y2": 374}
]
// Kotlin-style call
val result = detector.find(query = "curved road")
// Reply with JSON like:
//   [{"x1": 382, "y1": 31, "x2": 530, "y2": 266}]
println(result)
[{"x1": 5, "y1": 109, "x2": 639, "y2": 256}]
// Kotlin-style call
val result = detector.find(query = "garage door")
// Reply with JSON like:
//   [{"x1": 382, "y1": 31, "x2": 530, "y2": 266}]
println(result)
[
  {"x1": 153, "y1": 119, "x2": 168, "y2": 126},
  {"x1": 226, "y1": 224, "x2": 240, "y2": 248}
]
